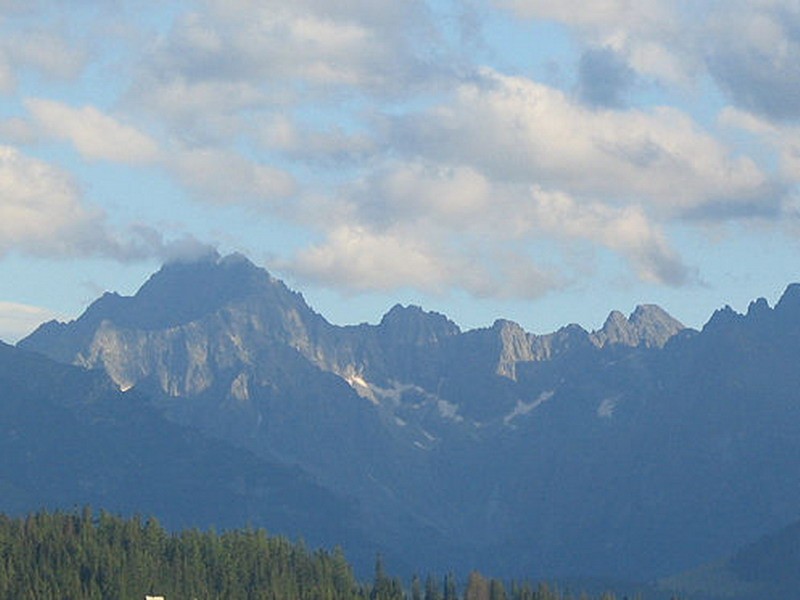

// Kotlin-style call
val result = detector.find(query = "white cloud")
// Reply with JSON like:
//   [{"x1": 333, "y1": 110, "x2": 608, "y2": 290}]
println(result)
[
  {"x1": 498, "y1": 0, "x2": 800, "y2": 119},
  {"x1": 0, "y1": 20, "x2": 89, "y2": 94},
  {"x1": 0, "y1": 51, "x2": 14, "y2": 93},
  {"x1": 0, "y1": 145, "x2": 166, "y2": 260},
  {"x1": 0, "y1": 301, "x2": 59, "y2": 344},
  {"x1": 0, "y1": 145, "x2": 103, "y2": 257},
  {"x1": 6, "y1": 31, "x2": 87, "y2": 81},
  {"x1": 283, "y1": 158, "x2": 689, "y2": 296},
  {"x1": 169, "y1": 147, "x2": 297, "y2": 207},
  {"x1": 125, "y1": 0, "x2": 455, "y2": 145},
  {"x1": 260, "y1": 115, "x2": 376, "y2": 164},
  {"x1": 344, "y1": 162, "x2": 495, "y2": 233},
  {"x1": 286, "y1": 223, "x2": 560, "y2": 299},
  {"x1": 25, "y1": 98, "x2": 160, "y2": 164},
  {"x1": 720, "y1": 107, "x2": 800, "y2": 183},
  {"x1": 523, "y1": 186, "x2": 691, "y2": 285},
  {"x1": 288, "y1": 225, "x2": 454, "y2": 293},
  {"x1": 139, "y1": 1, "x2": 417, "y2": 92},
  {"x1": 0, "y1": 116, "x2": 36, "y2": 144},
  {"x1": 390, "y1": 70, "x2": 772, "y2": 218},
  {"x1": 496, "y1": 0, "x2": 675, "y2": 31},
  {"x1": 706, "y1": 1, "x2": 800, "y2": 120},
  {"x1": 128, "y1": 76, "x2": 268, "y2": 144},
  {"x1": 495, "y1": 0, "x2": 693, "y2": 85}
]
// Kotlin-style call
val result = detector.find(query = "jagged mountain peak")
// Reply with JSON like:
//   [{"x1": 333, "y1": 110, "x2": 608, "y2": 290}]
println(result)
[
  {"x1": 592, "y1": 303, "x2": 684, "y2": 349},
  {"x1": 700, "y1": 283, "x2": 800, "y2": 337},
  {"x1": 747, "y1": 297, "x2": 770, "y2": 318},
  {"x1": 630, "y1": 303, "x2": 676, "y2": 325},
  {"x1": 491, "y1": 318, "x2": 526, "y2": 332},
  {"x1": 603, "y1": 309, "x2": 628, "y2": 327},
  {"x1": 379, "y1": 303, "x2": 460, "y2": 343},
  {"x1": 776, "y1": 282, "x2": 800, "y2": 315},
  {"x1": 19, "y1": 253, "x2": 323, "y2": 370},
  {"x1": 595, "y1": 310, "x2": 636, "y2": 346},
  {"x1": 380, "y1": 303, "x2": 425, "y2": 321},
  {"x1": 628, "y1": 304, "x2": 686, "y2": 347},
  {"x1": 100, "y1": 252, "x2": 306, "y2": 331},
  {"x1": 136, "y1": 251, "x2": 268, "y2": 302}
]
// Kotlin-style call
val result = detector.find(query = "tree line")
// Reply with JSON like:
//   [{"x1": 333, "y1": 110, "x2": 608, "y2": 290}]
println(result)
[{"x1": 0, "y1": 508, "x2": 664, "y2": 600}]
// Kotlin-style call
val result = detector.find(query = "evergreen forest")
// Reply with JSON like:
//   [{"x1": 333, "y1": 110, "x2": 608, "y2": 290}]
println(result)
[{"x1": 0, "y1": 509, "x2": 659, "y2": 600}]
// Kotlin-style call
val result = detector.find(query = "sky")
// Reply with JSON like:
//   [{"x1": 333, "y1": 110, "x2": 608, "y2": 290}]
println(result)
[{"x1": 1, "y1": 0, "x2": 800, "y2": 342}]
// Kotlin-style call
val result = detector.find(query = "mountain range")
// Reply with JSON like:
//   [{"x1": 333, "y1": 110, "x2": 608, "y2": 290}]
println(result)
[{"x1": 8, "y1": 252, "x2": 800, "y2": 592}]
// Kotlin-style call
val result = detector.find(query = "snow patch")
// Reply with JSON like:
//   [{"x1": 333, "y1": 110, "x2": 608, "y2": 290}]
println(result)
[
  {"x1": 420, "y1": 429, "x2": 436, "y2": 442},
  {"x1": 229, "y1": 372, "x2": 250, "y2": 402},
  {"x1": 348, "y1": 373, "x2": 369, "y2": 389},
  {"x1": 343, "y1": 371, "x2": 379, "y2": 404},
  {"x1": 503, "y1": 390, "x2": 554, "y2": 425},
  {"x1": 597, "y1": 397, "x2": 618, "y2": 418},
  {"x1": 437, "y1": 399, "x2": 463, "y2": 422}
]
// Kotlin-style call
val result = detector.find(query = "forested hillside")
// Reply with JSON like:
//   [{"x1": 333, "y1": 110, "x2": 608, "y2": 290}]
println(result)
[{"x1": 0, "y1": 509, "x2": 649, "y2": 600}]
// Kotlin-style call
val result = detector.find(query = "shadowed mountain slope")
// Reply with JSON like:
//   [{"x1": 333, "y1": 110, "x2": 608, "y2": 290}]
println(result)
[{"x1": 0, "y1": 341, "x2": 366, "y2": 559}]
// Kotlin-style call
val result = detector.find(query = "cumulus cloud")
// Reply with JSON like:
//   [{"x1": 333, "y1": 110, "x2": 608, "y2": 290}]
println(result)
[
  {"x1": 343, "y1": 162, "x2": 495, "y2": 233},
  {"x1": 495, "y1": 0, "x2": 693, "y2": 85},
  {"x1": 5, "y1": 31, "x2": 87, "y2": 81},
  {"x1": 125, "y1": 0, "x2": 459, "y2": 147},
  {"x1": 288, "y1": 225, "x2": 455, "y2": 293},
  {"x1": 707, "y1": 1, "x2": 800, "y2": 120},
  {"x1": 277, "y1": 54, "x2": 784, "y2": 295},
  {"x1": 497, "y1": 0, "x2": 800, "y2": 122},
  {"x1": 0, "y1": 52, "x2": 14, "y2": 93},
  {"x1": 0, "y1": 21, "x2": 88, "y2": 93},
  {"x1": 0, "y1": 145, "x2": 104, "y2": 257},
  {"x1": 0, "y1": 145, "x2": 169, "y2": 261},
  {"x1": 137, "y1": 0, "x2": 435, "y2": 92},
  {"x1": 169, "y1": 147, "x2": 297, "y2": 207},
  {"x1": 286, "y1": 224, "x2": 561, "y2": 300},
  {"x1": 523, "y1": 186, "x2": 692, "y2": 285},
  {"x1": 282, "y1": 157, "x2": 690, "y2": 295},
  {"x1": 260, "y1": 114, "x2": 376, "y2": 165},
  {"x1": 0, "y1": 116, "x2": 35, "y2": 144},
  {"x1": 720, "y1": 107, "x2": 800, "y2": 183},
  {"x1": 25, "y1": 99, "x2": 160, "y2": 164},
  {"x1": 495, "y1": 0, "x2": 674, "y2": 31},
  {"x1": 194, "y1": 0, "x2": 440, "y2": 93},
  {"x1": 389, "y1": 70, "x2": 772, "y2": 218}
]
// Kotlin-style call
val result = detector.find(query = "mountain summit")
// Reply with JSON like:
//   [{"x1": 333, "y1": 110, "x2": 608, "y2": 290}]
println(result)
[
  {"x1": 591, "y1": 303, "x2": 685, "y2": 348},
  {"x1": 21, "y1": 253, "x2": 328, "y2": 387}
]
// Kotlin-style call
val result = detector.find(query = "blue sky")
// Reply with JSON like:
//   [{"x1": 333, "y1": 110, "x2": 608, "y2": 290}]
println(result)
[{"x1": 1, "y1": 0, "x2": 800, "y2": 342}]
